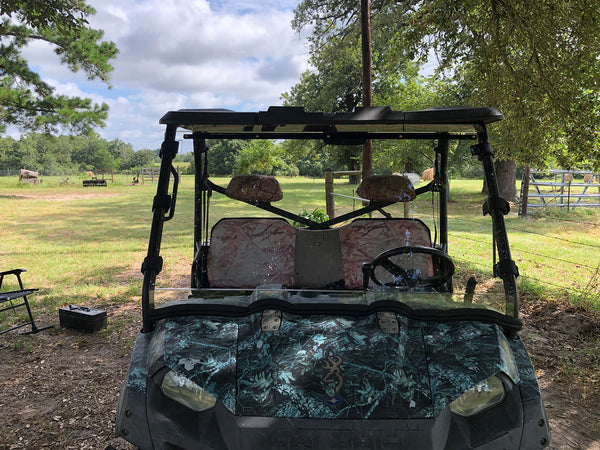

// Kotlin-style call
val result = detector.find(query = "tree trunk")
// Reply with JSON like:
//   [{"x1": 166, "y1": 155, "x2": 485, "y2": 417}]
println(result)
[
  {"x1": 481, "y1": 159, "x2": 518, "y2": 202},
  {"x1": 482, "y1": 159, "x2": 517, "y2": 202},
  {"x1": 360, "y1": 0, "x2": 373, "y2": 181},
  {"x1": 348, "y1": 157, "x2": 361, "y2": 184},
  {"x1": 496, "y1": 159, "x2": 517, "y2": 202}
]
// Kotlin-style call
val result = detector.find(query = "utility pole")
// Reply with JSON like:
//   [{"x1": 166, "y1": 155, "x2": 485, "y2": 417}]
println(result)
[{"x1": 361, "y1": 0, "x2": 373, "y2": 180}]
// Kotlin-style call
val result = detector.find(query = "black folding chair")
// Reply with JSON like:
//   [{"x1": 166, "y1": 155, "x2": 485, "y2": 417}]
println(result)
[{"x1": 0, "y1": 269, "x2": 52, "y2": 335}]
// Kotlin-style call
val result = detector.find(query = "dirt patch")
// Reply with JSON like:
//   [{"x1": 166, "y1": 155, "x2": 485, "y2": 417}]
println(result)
[
  {"x1": 0, "y1": 192, "x2": 121, "y2": 202},
  {"x1": 1, "y1": 297, "x2": 599, "y2": 449},
  {"x1": 520, "y1": 301, "x2": 600, "y2": 449},
  {"x1": 0, "y1": 303, "x2": 138, "y2": 450}
]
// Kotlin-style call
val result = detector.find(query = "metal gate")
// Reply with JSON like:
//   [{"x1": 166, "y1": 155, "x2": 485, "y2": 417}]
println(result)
[{"x1": 519, "y1": 168, "x2": 600, "y2": 215}]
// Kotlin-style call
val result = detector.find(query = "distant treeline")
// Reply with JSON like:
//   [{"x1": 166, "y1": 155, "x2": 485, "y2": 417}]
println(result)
[
  {"x1": 1, "y1": 134, "x2": 486, "y2": 179},
  {"x1": 0, "y1": 134, "x2": 159, "y2": 175}
]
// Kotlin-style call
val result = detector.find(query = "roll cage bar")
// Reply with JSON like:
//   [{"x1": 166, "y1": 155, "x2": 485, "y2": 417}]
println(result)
[{"x1": 140, "y1": 106, "x2": 518, "y2": 332}]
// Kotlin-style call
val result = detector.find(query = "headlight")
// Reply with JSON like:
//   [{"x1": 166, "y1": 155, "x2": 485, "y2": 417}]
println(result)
[
  {"x1": 449, "y1": 375, "x2": 505, "y2": 417},
  {"x1": 161, "y1": 370, "x2": 217, "y2": 412}
]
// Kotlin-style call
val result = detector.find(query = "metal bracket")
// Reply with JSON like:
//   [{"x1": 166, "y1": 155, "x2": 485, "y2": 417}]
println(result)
[
  {"x1": 159, "y1": 140, "x2": 179, "y2": 158},
  {"x1": 141, "y1": 255, "x2": 163, "y2": 274},
  {"x1": 377, "y1": 312, "x2": 399, "y2": 335},
  {"x1": 152, "y1": 194, "x2": 172, "y2": 212},
  {"x1": 261, "y1": 310, "x2": 282, "y2": 332},
  {"x1": 494, "y1": 260, "x2": 520, "y2": 278},
  {"x1": 470, "y1": 142, "x2": 494, "y2": 160},
  {"x1": 483, "y1": 196, "x2": 510, "y2": 216}
]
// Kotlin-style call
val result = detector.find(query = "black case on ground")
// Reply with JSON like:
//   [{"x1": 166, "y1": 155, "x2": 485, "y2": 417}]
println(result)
[{"x1": 59, "y1": 305, "x2": 107, "y2": 332}]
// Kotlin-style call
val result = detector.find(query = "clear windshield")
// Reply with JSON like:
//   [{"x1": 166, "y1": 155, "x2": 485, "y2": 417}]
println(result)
[{"x1": 151, "y1": 286, "x2": 513, "y2": 316}]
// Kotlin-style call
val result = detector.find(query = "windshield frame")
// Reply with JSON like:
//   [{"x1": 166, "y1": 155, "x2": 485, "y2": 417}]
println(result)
[{"x1": 140, "y1": 106, "x2": 519, "y2": 333}]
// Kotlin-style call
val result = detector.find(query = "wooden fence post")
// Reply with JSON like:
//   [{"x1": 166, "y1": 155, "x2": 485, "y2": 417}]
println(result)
[
  {"x1": 325, "y1": 171, "x2": 335, "y2": 219},
  {"x1": 519, "y1": 166, "x2": 530, "y2": 217}
]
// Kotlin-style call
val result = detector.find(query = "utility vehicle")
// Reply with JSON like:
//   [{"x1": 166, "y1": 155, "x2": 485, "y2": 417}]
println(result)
[{"x1": 116, "y1": 106, "x2": 550, "y2": 449}]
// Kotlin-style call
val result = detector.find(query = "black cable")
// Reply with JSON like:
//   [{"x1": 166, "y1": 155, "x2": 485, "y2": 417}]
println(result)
[
  {"x1": 507, "y1": 226, "x2": 600, "y2": 249},
  {"x1": 450, "y1": 234, "x2": 598, "y2": 270},
  {"x1": 455, "y1": 217, "x2": 600, "y2": 250}
]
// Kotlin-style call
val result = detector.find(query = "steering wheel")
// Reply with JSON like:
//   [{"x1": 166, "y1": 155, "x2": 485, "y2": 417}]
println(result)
[{"x1": 364, "y1": 245, "x2": 455, "y2": 290}]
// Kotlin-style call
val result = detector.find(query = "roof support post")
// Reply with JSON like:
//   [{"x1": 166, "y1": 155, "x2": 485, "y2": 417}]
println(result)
[
  {"x1": 473, "y1": 126, "x2": 519, "y2": 318},
  {"x1": 437, "y1": 137, "x2": 449, "y2": 252},
  {"x1": 192, "y1": 137, "x2": 209, "y2": 288},
  {"x1": 141, "y1": 124, "x2": 179, "y2": 332}
]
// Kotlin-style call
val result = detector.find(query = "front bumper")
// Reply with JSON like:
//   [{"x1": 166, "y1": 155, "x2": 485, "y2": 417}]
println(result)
[{"x1": 117, "y1": 378, "x2": 550, "y2": 450}]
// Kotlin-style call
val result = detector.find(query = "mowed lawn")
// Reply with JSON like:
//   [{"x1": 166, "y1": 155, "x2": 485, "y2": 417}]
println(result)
[{"x1": 1, "y1": 174, "x2": 599, "y2": 331}]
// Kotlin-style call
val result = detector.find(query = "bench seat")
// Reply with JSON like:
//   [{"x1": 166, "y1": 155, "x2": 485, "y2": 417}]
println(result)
[{"x1": 206, "y1": 218, "x2": 433, "y2": 290}]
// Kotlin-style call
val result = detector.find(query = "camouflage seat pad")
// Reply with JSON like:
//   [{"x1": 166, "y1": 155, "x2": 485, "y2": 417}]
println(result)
[
  {"x1": 357, "y1": 174, "x2": 415, "y2": 203},
  {"x1": 226, "y1": 175, "x2": 283, "y2": 202}
]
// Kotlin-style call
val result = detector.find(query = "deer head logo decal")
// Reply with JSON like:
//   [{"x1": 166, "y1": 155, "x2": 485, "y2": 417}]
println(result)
[{"x1": 321, "y1": 355, "x2": 344, "y2": 406}]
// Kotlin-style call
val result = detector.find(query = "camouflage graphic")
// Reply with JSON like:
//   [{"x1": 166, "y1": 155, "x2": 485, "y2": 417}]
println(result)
[
  {"x1": 235, "y1": 313, "x2": 431, "y2": 419},
  {"x1": 422, "y1": 321, "x2": 519, "y2": 414},
  {"x1": 161, "y1": 317, "x2": 238, "y2": 413},
  {"x1": 125, "y1": 309, "x2": 542, "y2": 420},
  {"x1": 509, "y1": 337, "x2": 542, "y2": 402},
  {"x1": 126, "y1": 332, "x2": 151, "y2": 392}
]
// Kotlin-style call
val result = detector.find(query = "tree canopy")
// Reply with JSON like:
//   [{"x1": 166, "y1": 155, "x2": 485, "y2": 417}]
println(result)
[
  {"x1": 0, "y1": 0, "x2": 118, "y2": 134},
  {"x1": 291, "y1": 0, "x2": 600, "y2": 172},
  {"x1": 284, "y1": 3, "x2": 443, "y2": 176}
]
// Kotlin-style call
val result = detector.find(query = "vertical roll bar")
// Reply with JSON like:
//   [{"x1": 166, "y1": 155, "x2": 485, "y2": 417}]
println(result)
[
  {"x1": 437, "y1": 137, "x2": 449, "y2": 252},
  {"x1": 141, "y1": 125, "x2": 179, "y2": 332},
  {"x1": 473, "y1": 125, "x2": 519, "y2": 318},
  {"x1": 192, "y1": 137, "x2": 209, "y2": 288}
]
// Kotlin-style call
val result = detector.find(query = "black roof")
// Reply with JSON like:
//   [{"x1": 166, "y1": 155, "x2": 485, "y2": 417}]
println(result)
[{"x1": 160, "y1": 106, "x2": 502, "y2": 140}]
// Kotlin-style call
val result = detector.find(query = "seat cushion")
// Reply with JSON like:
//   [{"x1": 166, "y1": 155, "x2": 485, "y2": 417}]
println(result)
[{"x1": 207, "y1": 218, "x2": 295, "y2": 288}]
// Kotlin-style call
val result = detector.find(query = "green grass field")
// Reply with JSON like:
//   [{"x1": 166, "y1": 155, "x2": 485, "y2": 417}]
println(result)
[{"x1": 1, "y1": 174, "x2": 599, "y2": 332}]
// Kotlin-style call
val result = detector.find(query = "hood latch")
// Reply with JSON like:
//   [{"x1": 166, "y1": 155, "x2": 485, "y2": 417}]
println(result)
[
  {"x1": 261, "y1": 309, "x2": 282, "y2": 332},
  {"x1": 377, "y1": 312, "x2": 399, "y2": 334}
]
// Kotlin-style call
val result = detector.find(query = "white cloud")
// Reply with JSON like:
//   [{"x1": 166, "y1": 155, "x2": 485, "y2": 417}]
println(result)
[{"x1": 13, "y1": 0, "x2": 309, "y2": 150}]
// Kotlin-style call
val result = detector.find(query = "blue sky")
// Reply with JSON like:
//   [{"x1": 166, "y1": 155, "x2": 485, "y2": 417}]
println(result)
[{"x1": 18, "y1": 0, "x2": 309, "y2": 152}]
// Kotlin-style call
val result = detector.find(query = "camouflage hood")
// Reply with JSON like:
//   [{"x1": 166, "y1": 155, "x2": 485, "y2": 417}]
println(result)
[{"x1": 153, "y1": 312, "x2": 519, "y2": 419}]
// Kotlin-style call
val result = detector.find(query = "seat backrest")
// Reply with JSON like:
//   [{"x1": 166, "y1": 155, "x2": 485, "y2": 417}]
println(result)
[
  {"x1": 339, "y1": 219, "x2": 433, "y2": 289},
  {"x1": 206, "y1": 218, "x2": 296, "y2": 288},
  {"x1": 207, "y1": 217, "x2": 433, "y2": 290}
]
